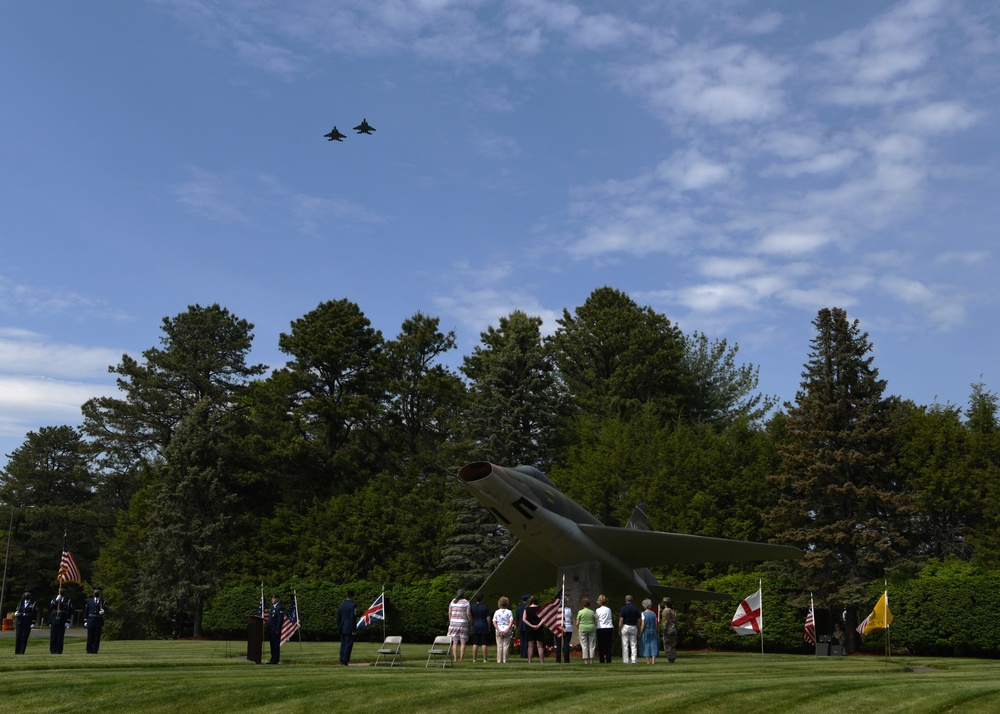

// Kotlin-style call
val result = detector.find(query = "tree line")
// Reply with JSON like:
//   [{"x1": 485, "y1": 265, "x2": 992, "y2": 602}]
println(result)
[{"x1": 2, "y1": 290, "x2": 997, "y2": 653}]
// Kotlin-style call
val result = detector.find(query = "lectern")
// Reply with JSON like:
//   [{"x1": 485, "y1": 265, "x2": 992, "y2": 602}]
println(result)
[{"x1": 247, "y1": 615, "x2": 265, "y2": 664}]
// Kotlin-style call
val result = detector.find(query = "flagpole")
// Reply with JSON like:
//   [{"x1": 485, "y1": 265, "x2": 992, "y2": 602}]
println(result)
[
  {"x1": 295, "y1": 590, "x2": 303, "y2": 650},
  {"x1": 759, "y1": 579, "x2": 764, "y2": 670},
  {"x1": 885, "y1": 582, "x2": 890, "y2": 666},
  {"x1": 382, "y1": 585, "x2": 386, "y2": 642}
]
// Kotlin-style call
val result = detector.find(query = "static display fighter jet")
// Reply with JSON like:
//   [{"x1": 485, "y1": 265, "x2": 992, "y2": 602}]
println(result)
[
  {"x1": 353, "y1": 118, "x2": 375, "y2": 134},
  {"x1": 458, "y1": 462, "x2": 802, "y2": 603},
  {"x1": 324, "y1": 126, "x2": 347, "y2": 142}
]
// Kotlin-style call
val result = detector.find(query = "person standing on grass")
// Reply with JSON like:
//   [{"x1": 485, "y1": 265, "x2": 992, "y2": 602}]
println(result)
[
  {"x1": 618, "y1": 594, "x2": 640, "y2": 664},
  {"x1": 83, "y1": 587, "x2": 110, "y2": 654},
  {"x1": 516, "y1": 594, "x2": 530, "y2": 658},
  {"x1": 638, "y1": 598, "x2": 658, "y2": 664},
  {"x1": 448, "y1": 588, "x2": 472, "y2": 663},
  {"x1": 492, "y1": 597, "x2": 514, "y2": 663},
  {"x1": 659, "y1": 597, "x2": 678, "y2": 664},
  {"x1": 265, "y1": 594, "x2": 284, "y2": 664},
  {"x1": 337, "y1": 590, "x2": 358, "y2": 666},
  {"x1": 469, "y1": 592, "x2": 491, "y2": 663},
  {"x1": 14, "y1": 590, "x2": 37, "y2": 655},
  {"x1": 49, "y1": 591, "x2": 73, "y2": 654},
  {"x1": 522, "y1": 595, "x2": 545, "y2": 663},
  {"x1": 575, "y1": 597, "x2": 598, "y2": 665},
  {"x1": 595, "y1": 594, "x2": 614, "y2": 664}
]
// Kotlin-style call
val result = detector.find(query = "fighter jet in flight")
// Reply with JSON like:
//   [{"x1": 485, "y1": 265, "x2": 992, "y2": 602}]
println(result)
[
  {"x1": 458, "y1": 462, "x2": 802, "y2": 603},
  {"x1": 353, "y1": 118, "x2": 376, "y2": 135},
  {"x1": 324, "y1": 126, "x2": 347, "y2": 142}
]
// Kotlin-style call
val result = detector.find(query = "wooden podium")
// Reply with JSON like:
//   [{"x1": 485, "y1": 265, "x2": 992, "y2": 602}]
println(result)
[{"x1": 247, "y1": 615, "x2": 265, "y2": 664}]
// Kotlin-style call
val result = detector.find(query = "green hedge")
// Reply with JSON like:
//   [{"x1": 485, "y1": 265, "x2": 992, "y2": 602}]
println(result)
[
  {"x1": 199, "y1": 563, "x2": 1000, "y2": 657},
  {"x1": 202, "y1": 575, "x2": 459, "y2": 643}
]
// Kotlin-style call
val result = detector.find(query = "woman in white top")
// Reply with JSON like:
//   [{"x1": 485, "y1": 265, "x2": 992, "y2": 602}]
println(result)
[
  {"x1": 594, "y1": 594, "x2": 615, "y2": 664},
  {"x1": 492, "y1": 596, "x2": 515, "y2": 663}
]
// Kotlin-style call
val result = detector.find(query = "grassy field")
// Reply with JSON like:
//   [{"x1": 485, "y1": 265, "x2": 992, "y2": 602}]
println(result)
[{"x1": 2, "y1": 633, "x2": 1000, "y2": 713}]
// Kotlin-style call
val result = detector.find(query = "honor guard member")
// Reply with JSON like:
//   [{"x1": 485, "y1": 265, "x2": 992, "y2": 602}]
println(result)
[
  {"x1": 14, "y1": 590, "x2": 37, "y2": 655},
  {"x1": 49, "y1": 592, "x2": 73, "y2": 654},
  {"x1": 266, "y1": 594, "x2": 284, "y2": 664},
  {"x1": 83, "y1": 588, "x2": 110, "y2": 654}
]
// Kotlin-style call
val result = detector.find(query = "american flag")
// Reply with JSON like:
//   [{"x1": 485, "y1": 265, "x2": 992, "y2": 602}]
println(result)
[
  {"x1": 280, "y1": 594, "x2": 301, "y2": 645},
  {"x1": 856, "y1": 613, "x2": 872, "y2": 635},
  {"x1": 356, "y1": 592, "x2": 384, "y2": 629},
  {"x1": 538, "y1": 594, "x2": 565, "y2": 637},
  {"x1": 58, "y1": 541, "x2": 82, "y2": 585},
  {"x1": 804, "y1": 597, "x2": 816, "y2": 645}
]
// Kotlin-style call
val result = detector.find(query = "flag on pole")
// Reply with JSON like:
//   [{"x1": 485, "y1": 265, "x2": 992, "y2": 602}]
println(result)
[
  {"x1": 538, "y1": 592, "x2": 565, "y2": 637},
  {"x1": 857, "y1": 591, "x2": 893, "y2": 635},
  {"x1": 280, "y1": 593, "x2": 301, "y2": 645},
  {"x1": 804, "y1": 596, "x2": 816, "y2": 645},
  {"x1": 356, "y1": 592, "x2": 385, "y2": 629},
  {"x1": 259, "y1": 584, "x2": 267, "y2": 624},
  {"x1": 57, "y1": 541, "x2": 82, "y2": 585},
  {"x1": 732, "y1": 589, "x2": 763, "y2": 635}
]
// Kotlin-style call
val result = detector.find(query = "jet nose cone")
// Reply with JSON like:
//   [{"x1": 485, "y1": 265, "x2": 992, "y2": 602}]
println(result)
[{"x1": 458, "y1": 462, "x2": 495, "y2": 483}]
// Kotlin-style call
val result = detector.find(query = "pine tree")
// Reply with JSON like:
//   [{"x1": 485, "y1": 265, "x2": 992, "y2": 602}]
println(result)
[{"x1": 766, "y1": 308, "x2": 913, "y2": 643}]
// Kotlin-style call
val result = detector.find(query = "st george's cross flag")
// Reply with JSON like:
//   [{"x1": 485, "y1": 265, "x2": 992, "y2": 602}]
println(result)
[{"x1": 732, "y1": 589, "x2": 763, "y2": 635}]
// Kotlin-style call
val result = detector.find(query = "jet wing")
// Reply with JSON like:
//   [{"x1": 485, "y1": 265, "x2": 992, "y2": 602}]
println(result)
[
  {"x1": 474, "y1": 541, "x2": 557, "y2": 601},
  {"x1": 578, "y1": 524, "x2": 802, "y2": 567}
]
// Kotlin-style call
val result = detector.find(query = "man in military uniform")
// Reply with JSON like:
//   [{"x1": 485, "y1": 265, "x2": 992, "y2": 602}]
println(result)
[
  {"x1": 266, "y1": 594, "x2": 284, "y2": 664},
  {"x1": 49, "y1": 591, "x2": 73, "y2": 654},
  {"x1": 659, "y1": 596, "x2": 679, "y2": 663},
  {"x1": 83, "y1": 587, "x2": 109, "y2": 654},
  {"x1": 14, "y1": 590, "x2": 37, "y2": 654}
]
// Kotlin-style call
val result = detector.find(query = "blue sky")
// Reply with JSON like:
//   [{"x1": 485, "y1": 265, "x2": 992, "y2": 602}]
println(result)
[{"x1": 2, "y1": 0, "x2": 999, "y2": 465}]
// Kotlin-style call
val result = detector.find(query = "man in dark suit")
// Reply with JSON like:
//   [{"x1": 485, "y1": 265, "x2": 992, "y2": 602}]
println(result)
[
  {"x1": 83, "y1": 588, "x2": 109, "y2": 654},
  {"x1": 49, "y1": 591, "x2": 73, "y2": 654},
  {"x1": 14, "y1": 590, "x2": 37, "y2": 655},
  {"x1": 516, "y1": 594, "x2": 530, "y2": 658},
  {"x1": 336, "y1": 590, "x2": 358, "y2": 666},
  {"x1": 266, "y1": 594, "x2": 284, "y2": 664}
]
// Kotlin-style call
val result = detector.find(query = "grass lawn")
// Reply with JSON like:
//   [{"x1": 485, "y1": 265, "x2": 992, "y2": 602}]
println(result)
[{"x1": 2, "y1": 633, "x2": 1000, "y2": 713}]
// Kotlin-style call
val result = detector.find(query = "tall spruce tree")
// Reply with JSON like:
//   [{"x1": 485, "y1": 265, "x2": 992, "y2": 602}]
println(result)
[{"x1": 766, "y1": 307, "x2": 913, "y2": 646}]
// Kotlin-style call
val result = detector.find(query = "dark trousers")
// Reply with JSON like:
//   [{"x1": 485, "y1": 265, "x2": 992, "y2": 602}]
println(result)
[
  {"x1": 597, "y1": 628, "x2": 614, "y2": 663},
  {"x1": 268, "y1": 630, "x2": 281, "y2": 663},
  {"x1": 86, "y1": 620, "x2": 104, "y2": 653},
  {"x1": 339, "y1": 633, "x2": 355, "y2": 664},
  {"x1": 50, "y1": 623, "x2": 67, "y2": 654},
  {"x1": 519, "y1": 629, "x2": 529, "y2": 658},
  {"x1": 555, "y1": 634, "x2": 571, "y2": 662},
  {"x1": 14, "y1": 619, "x2": 31, "y2": 654}
]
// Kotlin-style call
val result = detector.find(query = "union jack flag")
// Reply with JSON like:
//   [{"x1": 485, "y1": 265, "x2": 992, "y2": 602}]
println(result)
[
  {"x1": 58, "y1": 541, "x2": 82, "y2": 585},
  {"x1": 538, "y1": 593, "x2": 565, "y2": 637},
  {"x1": 356, "y1": 592, "x2": 384, "y2": 629},
  {"x1": 280, "y1": 594, "x2": 301, "y2": 645}
]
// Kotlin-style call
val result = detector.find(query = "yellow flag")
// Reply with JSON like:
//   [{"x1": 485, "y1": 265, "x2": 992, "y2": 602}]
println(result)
[{"x1": 861, "y1": 591, "x2": 893, "y2": 635}]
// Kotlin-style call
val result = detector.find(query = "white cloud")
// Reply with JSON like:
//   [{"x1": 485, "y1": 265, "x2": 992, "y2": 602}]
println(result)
[
  {"x1": 0, "y1": 333, "x2": 122, "y2": 380},
  {"x1": 756, "y1": 230, "x2": 831, "y2": 256},
  {"x1": 656, "y1": 149, "x2": 731, "y2": 191},
  {"x1": 901, "y1": 101, "x2": 979, "y2": 135}
]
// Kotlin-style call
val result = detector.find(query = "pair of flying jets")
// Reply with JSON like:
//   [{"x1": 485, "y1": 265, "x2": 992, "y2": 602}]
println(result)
[{"x1": 324, "y1": 118, "x2": 375, "y2": 142}]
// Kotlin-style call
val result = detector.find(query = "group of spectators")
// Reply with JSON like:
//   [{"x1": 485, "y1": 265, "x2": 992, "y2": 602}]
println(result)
[{"x1": 446, "y1": 589, "x2": 679, "y2": 665}]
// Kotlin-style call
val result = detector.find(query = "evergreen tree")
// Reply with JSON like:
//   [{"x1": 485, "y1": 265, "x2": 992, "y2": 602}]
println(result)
[
  {"x1": 81, "y1": 304, "x2": 265, "y2": 509},
  {"x1": 549, "y1": 286, "x2": 687, "y2": 423},
  {"x1": 0, "y1": 426, "x2": 101, "y2": 612},
  {"x1": 765, "y1": 307, "x2": 913, "y2": 645},
  {"x1": 682, "y1": 332, "x2": 777, "y2": 426}
]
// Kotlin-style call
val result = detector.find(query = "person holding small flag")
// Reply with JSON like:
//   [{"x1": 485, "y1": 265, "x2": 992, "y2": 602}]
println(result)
[{"x1": 337, "y1": 589, "x2": 358, "y2": 666}]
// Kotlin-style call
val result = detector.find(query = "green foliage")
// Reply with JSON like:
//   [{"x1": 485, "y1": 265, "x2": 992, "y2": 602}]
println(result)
[
  {"x1": 766, "y1": 307, "x2": 914, "y2": 612},
  {"x1": 891, "y1": 560, "x2": 1000, "y2": 657},
  {"x1": 201, "y1": 575, "x2": 458, "y2": 642},
  {"x1": 684, "y1": 572, "x2": 806, "y2": 653}
]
